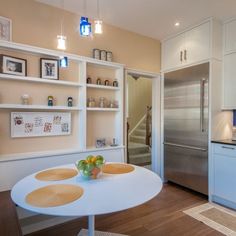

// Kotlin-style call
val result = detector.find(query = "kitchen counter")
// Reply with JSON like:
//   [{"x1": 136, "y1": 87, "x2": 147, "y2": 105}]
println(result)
[{"x1": 211, "y1": 139, "x2": 236, "y2": 146}]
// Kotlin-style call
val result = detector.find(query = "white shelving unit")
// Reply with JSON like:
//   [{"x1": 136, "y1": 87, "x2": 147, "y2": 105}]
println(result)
[
  {"x1": 86, "y1": 107, "x2": 120, "y2": 112},
  {"x1": 0, "y1": 104, "x2": 82, "y2": 111},
  {"x1": 86, "y1": 84, "x2": 120, "y2": 90},
  {"x1": 0, "y1": 40, "x2": 124, "y2": 160},
  {"x1": 0, "y1": 73, "x2": 82, "y2": 87}
]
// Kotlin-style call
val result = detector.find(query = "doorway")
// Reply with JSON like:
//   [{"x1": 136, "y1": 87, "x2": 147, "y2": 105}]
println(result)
[{"x1": 125, "y1": 69, "x2": 161, "y2": 174}]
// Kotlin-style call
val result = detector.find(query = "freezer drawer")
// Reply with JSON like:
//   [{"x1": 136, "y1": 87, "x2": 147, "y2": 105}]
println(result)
[{"x1": 164, "y1": 143, "x2": 208, "y2": 195}]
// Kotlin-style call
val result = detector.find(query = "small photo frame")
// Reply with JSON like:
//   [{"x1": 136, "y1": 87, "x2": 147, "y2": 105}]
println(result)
[
  {"x1": 40, "y1": 58, "x2": 59, "y2": 80},
  {"x1": 0, "y1": 55, "x2": 27, "y2": 76},
  {"x1": 0, "y1": 16, "x2": 12, "y2": 41},
  {"x1": 96, "y1": 138, "x2": 106, "y2": 148}
]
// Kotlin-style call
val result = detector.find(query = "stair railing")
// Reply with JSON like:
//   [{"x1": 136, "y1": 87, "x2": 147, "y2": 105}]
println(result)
[
  {"x1": 146, "y1": 106, "x2": 152, "y2": 147},
  {"x1": 126, "y1": 121, "x2": 130, "y2": 163}
]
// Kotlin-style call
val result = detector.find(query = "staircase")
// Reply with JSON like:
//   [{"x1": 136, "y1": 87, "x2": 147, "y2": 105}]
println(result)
[{"x1": 128, "y1": 119, "x2": 151, "y2": 166}]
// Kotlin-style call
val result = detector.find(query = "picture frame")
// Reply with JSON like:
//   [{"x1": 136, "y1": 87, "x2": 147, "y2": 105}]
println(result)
[
  {"x1": 0, "y1": 54, "x2": 27, "y2": 76},
  {"x1": 40, "y1": 58, "x2": 59, "y2": 80},
  {"x1": 0, "y1": 16, "x2": 12, "y2": 41},
  {"x1": 96, "y1": 138, "x2": 106, "y2": 148}
]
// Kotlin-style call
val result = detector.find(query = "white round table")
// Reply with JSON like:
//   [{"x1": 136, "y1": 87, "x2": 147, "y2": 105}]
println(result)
[{"x1": 11, "y1": 163, "x2": 162, "y2": 236}]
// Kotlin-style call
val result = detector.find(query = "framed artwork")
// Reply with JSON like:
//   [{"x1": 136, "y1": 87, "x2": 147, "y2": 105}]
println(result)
[
  {"x1": 11, "y1": 112, "x2": 71, "y2": 138},
  {"x1": 96, "y1": 138, "x2": 106, "y2": 148},
  {"x1": 0, "y1": 16, "x2": 12, "y2": 41},
  {"x1": 40, "y1": 58, "x2": 59, "y2": 80},
  {"x1": 0, "y1": 55, "x2": 27, "y2": 76}
]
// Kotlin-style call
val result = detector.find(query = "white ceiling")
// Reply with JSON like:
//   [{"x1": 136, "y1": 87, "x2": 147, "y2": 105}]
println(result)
[{"x1": 36, "y1": 0, "x2": 236, "y2": 40}]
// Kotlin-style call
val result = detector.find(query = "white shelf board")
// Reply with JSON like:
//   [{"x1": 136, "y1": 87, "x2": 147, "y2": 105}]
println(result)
[
  {"x1": 0, "y1": 104, "x2": 82, "y2": 111},
  {"x1": 0, "y1": 40, "x2": 124, "y2": 69},
  {"x1": 0, "y1": 73, "x2": 82, "y2": 87},
  {"x1": 86, "y1": 84, "x2": 120, "y2": 90},
  {"x1": 0, "y1": 40, "x2": 83, "y2": 61},
  {"x1": 87, "y1": 107, "x2": 120, "y2": 112},
  {"x1": 0, "y1": 146, "x2": 125, "y2": 162}
]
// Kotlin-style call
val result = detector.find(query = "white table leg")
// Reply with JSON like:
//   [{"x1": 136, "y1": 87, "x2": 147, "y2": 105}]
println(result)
[{"x1": 88, "y1": 215, "x2": 95, "y2": 236}]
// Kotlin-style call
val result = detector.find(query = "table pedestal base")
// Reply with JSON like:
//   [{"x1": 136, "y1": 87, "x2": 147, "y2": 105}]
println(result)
[{"x1": 78, "y1": 229, "x2": 128, "y2": 236}]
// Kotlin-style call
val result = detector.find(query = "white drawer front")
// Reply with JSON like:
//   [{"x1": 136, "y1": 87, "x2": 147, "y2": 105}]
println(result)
[{"x1": 213, "y1": 144, "x2": 236, "y2": 157}]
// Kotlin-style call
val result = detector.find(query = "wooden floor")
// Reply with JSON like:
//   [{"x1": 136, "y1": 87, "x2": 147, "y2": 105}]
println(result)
[{"x1": 27, "y1": 183, "x2": 223, "y2": 236}]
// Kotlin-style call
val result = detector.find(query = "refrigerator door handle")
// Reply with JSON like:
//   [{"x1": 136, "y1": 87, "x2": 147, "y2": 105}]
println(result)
[
  {"x1": 163, "y1": 142, "x2": 208, "y2": 152},
  {"x1": 200, "y1": 78, "x2": 206, "y2": 132}
]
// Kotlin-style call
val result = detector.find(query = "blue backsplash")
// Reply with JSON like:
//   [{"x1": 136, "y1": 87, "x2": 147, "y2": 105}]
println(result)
[{"x1": 233, "y1": 110, "x2": 236, "y2": 126}]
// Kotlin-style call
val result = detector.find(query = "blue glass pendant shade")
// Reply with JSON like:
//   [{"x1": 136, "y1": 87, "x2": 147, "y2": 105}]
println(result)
[{"x1": 80, "y1": 17, "x2": 91, "y2": 36}]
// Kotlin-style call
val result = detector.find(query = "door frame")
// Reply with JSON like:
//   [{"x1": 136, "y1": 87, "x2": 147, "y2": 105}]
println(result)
[{"x1": 125, "y1": 68, "x2": 162, "y2": 176}]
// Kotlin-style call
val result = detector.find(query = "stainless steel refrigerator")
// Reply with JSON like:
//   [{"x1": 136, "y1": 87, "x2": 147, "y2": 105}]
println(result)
[{"x1": 164, "y1": 63, "x2": 209, "y2": 195}]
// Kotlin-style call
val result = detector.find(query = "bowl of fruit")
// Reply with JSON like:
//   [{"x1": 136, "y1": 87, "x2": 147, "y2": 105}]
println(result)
[{"x1": 76, "y1": 155, "x2": 105, "y2": 180}]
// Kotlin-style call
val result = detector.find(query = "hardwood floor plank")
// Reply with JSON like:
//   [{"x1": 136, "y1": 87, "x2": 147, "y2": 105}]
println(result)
[{"x1": 26, "y1": 183, "x2": 224, "y2": 236}]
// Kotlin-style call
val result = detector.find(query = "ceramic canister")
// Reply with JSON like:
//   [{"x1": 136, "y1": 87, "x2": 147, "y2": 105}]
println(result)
[
  {"x1": 93, "y1": 49, "x2": 100, "y2": 60},
  {"x1": 100, "y1": 50, "x2": 107, "y2": 61}
]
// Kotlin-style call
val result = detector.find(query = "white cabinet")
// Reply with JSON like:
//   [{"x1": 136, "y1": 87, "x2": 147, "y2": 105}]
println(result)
[
  {"x1": 185, "y1": 22, "x2": 210, "y2": 65},
  {"x1": 212, "y1": 143, "x2": 236, "y2": 209},
  {"x1": 162, "y1": 20, "x2": 218, "y2": 71},
  {"x1": 223, "y1": 19, "x2": 236, "y2": 109},
  {"x1": 224, "y1": 19, "x2": 236, "y2": 53},
  {"x1": 162, "y1": 33, "x2": 185, "y2": 70},
  {"x1": 223, "y1": 53, "x2": 236, "y2": 109}
]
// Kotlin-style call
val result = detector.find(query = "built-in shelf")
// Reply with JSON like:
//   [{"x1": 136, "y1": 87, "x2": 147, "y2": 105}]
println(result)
[
  {"x1": 0, "y1": 73, "x2": 82, "y2": 87},
  {"x1": 86, "y1": 107, "x2": 120, "y2": 112},
  {"x1": 86, "y1": 84, "x2": 120, "y2": 90},
  {"x1": 0, "y1": 145, "x2": 125, "y2": 162},
  {"x1": 0, "y1": 104, "x2": 82, "y2": 111}
]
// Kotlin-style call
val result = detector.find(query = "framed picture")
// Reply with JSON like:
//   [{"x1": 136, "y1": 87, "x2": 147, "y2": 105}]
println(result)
[
  {"x1": 0, "y1": 16, "x2": 12, "y2": 41},
  {"x1": 0, "y1": 55, "x2": 27, "y2": 76},
  {"x1": 96, "y1": 138, "x2": 106, "y2": 148},
  {"x1": 40, "y1": 58, "x2": 59, "y2": 80}
]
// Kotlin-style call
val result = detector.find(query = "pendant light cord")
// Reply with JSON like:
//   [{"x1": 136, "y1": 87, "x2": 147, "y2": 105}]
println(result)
[
  {"x1": 83, "y1": 0, "x2": 87, "y2": 16},
  {"x1": 61, "y1": 0, "x2": 65, "y2": 35},
  {"x1": 97, "y1": 0, "x2": 100, "y2": 19}
]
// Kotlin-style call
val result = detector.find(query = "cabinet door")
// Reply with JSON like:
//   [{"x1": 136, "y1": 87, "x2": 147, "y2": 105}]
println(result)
[
  {"x1": 185, "y1": 22, "x2": 210, "y2": 65},
  {"x1": 225, "y1": 20, "x2": 236, "y2": 53},
  {"x1": 223, "y1": 53, "x2": 236, "y2": 109},
  {"x1": 162, "y1": 33, "x2": 185, "y2": 71},
  {"x1": 214, "y1": 153, "x2": 236, "y2": 202}
]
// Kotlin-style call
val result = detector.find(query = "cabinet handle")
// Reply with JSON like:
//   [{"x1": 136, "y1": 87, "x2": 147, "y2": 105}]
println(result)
[
  {"x1": 180, "y1": 51, "x2": 183, "y2": 62},
  {"x1": 184, "y1": 50, "x2": 187, "y2": 61},
  {"x1": 222, "y1": 146, "x2": 235, "y2": 150}
]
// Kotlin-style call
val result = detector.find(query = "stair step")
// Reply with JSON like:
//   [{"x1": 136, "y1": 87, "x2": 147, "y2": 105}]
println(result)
[
  {"x1": 129, "y1": 153, "x2": 151, "y2": 165},
  {"x1": 130, "y1": 135, "x2": 146, "y2": 144},
  {"x1": 134, "y1": 129, "x2": 146, "y2": 136},
  {"x1": 128, "y1": 145, "x2": 149, "y2": 155}
]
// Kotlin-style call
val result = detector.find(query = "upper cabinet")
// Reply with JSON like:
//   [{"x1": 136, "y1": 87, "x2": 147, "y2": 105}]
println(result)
[
  {"x1": 162, "y1": 19, "x2": 222, "y2": 72},
  {"x1": 223, "y1": 18, "x2": 236, "y2": 109},
  {"x1": 224, "y1": 19, "x2": 236, "y2": 53},
  {"x1": 184, "y1": 22, "x2": 210, "y2": 65}
]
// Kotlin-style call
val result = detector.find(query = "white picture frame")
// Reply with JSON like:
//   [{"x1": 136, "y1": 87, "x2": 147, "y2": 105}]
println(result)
[
  {"x1": 11, "y1": 112, "x2": 71, "y2": 138},
  {"x1": 0, "y1": 16, "x2": 12, "y2": 41}
]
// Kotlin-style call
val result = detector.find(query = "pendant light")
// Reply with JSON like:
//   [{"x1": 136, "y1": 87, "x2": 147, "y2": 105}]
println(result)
[
  {"x1": 94, "y1": 0, "x2": 102, "y2": 34},
  {"x1": 57, "y1": 0, "x2": 66, "y2": 50},
  {"x1": 80, "y1": 0, "x2": 92, "y2": 37}
]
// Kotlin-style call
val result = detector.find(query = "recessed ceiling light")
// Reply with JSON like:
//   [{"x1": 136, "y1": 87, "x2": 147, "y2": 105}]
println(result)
[{"x1": 175, "y1": 22, "x2": 180, "y2": 27}]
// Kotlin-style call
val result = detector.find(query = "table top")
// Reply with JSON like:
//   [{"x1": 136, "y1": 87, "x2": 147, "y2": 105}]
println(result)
[{"x1": 11, "y1": 163, "x2": 163, "y2": 217}]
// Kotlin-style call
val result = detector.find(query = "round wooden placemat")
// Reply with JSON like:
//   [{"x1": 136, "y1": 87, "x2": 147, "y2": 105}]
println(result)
[
  {"x1": 26, "y1": 184, "x2": 84, "y2": 208},
  {"x1": 102, "y1": 163, "x2": 135, "y2": 174},
  {"x1": 35, "y1": 168, "x2": 78, "y2": 181}
]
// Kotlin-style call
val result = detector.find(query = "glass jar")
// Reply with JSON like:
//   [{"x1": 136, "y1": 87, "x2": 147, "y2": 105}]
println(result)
[
  {"x1": 88, "y1": 97, "x2": 96, "y2": 107},
  {"x1": 99, "y1": 97, "x2": 106, "y2": 108}
]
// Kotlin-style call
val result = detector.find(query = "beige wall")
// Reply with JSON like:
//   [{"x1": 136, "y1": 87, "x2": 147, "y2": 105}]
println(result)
[
  {"x1": 0, "y1": 0, "x2": 161, "y2": 72},
  {"x1": 127, "y1": 75, "x2": 152, "y2": 131},
  {"x1": 0, "y1": 0, "x2": 160, "y2": 155}
]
